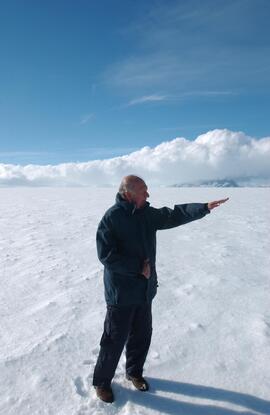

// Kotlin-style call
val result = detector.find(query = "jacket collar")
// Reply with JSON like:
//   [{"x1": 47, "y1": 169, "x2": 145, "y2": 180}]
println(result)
[{"x1": 115, "y1": 192, "x2": 150, "y2": 215}]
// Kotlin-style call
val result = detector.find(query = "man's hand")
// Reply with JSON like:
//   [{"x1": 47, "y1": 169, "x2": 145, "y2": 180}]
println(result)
[
  {"x1": 207, "y1": 197, "x2": 229, "y2": 210},
  {"x1": 141, "y1": 259, "x2": 151, "y2": 279}
]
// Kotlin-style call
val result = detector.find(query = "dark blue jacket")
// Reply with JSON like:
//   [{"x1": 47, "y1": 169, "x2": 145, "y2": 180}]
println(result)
[{"x1": 96, "y1": 193, "x2": 210, "y2": 306}]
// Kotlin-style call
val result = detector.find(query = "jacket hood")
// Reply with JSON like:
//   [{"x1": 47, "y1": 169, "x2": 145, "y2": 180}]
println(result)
[{"x1": 115, "y1": 192, "x2": 150, "y2": 214}]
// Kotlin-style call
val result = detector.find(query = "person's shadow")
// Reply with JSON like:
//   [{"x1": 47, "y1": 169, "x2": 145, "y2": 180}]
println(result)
[{"x1": 114, "y1": 377, "x2": 270, "y2": 415}]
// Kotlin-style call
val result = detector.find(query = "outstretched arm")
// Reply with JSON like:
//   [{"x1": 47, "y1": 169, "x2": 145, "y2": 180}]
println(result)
[
  {"x1": 152, "y1": 198, "x2": 229, "y2": 230},
  {"x1": 207, "y1": 197, "x2": 229, "y2": 210},
  {"x1": 153, "y1": 203, "x2": 210, "y2": 230}
]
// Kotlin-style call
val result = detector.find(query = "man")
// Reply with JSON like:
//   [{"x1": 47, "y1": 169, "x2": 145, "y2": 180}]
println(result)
[{"x1": 93, "y1": 175, "x2": 229, "y2": 403}]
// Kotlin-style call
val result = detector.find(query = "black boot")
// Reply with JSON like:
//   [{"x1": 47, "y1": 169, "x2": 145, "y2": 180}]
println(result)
[{"x1": 94, "y1": 386, "x2": 114, "y2": 403}]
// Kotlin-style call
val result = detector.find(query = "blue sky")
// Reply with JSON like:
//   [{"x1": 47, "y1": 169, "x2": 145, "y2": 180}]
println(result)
[{"x1": 1, "y1": 0, "x2": 270, "y2": 165}]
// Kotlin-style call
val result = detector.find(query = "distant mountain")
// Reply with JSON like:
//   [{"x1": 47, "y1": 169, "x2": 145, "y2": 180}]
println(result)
[{"x1": 171, "y1": 178, "x2": 270, "y2": 187}]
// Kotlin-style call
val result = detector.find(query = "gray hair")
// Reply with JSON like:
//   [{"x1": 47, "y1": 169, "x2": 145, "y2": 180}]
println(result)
[{"x1": 119, "y1": 175, "x2": 144, "y2": 196}]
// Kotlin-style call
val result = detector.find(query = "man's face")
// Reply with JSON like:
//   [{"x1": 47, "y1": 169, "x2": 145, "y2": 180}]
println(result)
[{"x1": 130, "y1": 181, "x2": 149, "y2": 209}]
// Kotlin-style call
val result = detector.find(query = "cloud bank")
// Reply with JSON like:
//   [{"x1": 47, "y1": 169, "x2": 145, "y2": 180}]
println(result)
[{"x1": 1, "y1": 129, "x2": 270, "y2": 187}]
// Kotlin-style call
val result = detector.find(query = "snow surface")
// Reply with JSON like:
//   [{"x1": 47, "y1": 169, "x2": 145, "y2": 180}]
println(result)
[{"x1": 1, "y1": 187, "x2": 270, "y2": 415}]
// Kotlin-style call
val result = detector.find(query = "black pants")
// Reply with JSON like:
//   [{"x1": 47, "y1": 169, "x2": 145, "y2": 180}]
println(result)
[{"x1": 93, "y1": 303, "x2": 152, "y2": 388}]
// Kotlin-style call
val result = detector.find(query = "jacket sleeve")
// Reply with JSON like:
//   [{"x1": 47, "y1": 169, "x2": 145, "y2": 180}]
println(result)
[
  {"x1": 152, "y1": 203, "x2": 210, "y2": 230},
  {"x1": 96, "y1": 215, "x2": 142, "y2": 276}
]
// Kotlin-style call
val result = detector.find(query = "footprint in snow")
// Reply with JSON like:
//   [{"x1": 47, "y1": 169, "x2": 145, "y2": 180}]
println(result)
[
  {"x1": 82, "y1": 359, "x2": 94, "y2": 365},
  {"x1": 177, "y1": 284, "x2": 196, "y2": 296},
  {"x1": 91, "y1": 347, "x2": 99, "y2": 356},
  {"x1": 263, "y1": 319, "x2": 270, "y2": 338},
  {"x1": 188, "y1": 322, "x2": 205, "y2": 333},
  {"x1": 74, "y1": 376, "x2": 88, "y2": 398}
]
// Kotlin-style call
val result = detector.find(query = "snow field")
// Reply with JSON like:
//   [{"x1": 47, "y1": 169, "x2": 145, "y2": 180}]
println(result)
[{"x1": 0, "y1": 187, "x2": 270, "y2": 415}]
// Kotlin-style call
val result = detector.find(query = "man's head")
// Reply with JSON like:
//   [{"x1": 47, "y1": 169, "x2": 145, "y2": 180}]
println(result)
[{"x1": 119, "y1": 175, "x2": 149, "y2": 209}]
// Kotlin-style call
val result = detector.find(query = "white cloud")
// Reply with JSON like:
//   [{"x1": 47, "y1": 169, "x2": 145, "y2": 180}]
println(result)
[
  {"x1": 127, "y1": 94, "x2": 167, "y2": 106},
  {"x1": 79, "y1": 113, "x2": 95, "y2": 125},
  {"x1": 104, "y1": 2, "x2": 270, "y2": 94},
  {"x1": 1, "y1": 129, "x2": 270, "y2": 187},
  {"x1": 126, "y1": 92, "x2": 231, "y2": 107}
]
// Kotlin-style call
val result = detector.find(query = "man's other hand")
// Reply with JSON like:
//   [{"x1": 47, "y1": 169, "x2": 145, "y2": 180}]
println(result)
[
  {"x1": 207, "y1": 197, "x2": 229, "y2": 210},
  {"x1": 141, "y1": 259, "x2": 151, "y2": 279}
]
